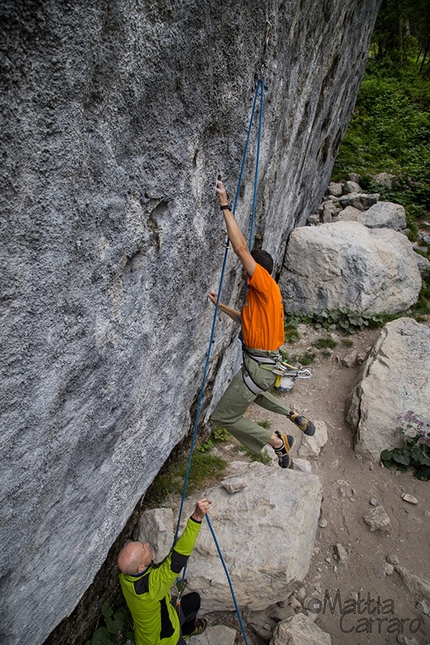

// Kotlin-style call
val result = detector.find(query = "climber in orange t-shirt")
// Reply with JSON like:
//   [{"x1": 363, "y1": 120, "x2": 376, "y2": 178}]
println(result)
[{"x1": 208, "y1": 180, "x2": 315, "y2": 468}]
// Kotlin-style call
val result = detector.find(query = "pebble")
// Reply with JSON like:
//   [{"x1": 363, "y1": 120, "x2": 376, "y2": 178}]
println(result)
[
  {"x1": 401, "y1": 493, "x2": 418, "y2": 505},
  {"x1": 370, "y1": 498, "x2": 378, "y2": 506},
  {"x1": 288, "y1": 595, "x2": 302, "y2": 612},
  {"x1": 387, "y1": 553, "x2": 399, "y2": 565},
  {"x1": 295, "y1": 587, "x2": 307, "y2": 603},
  {"x1": 383, "y1": 563, "x2": 394, "y2": 575},
  {"x1": 415, "y1": 599, "x2": 430, "y2": 616},
  {"x1": 363, "y1": 505, "x2": 391, "y2": 531},
  {"x1": 318, "y1": 519, "x2": 328, "y2": 528},
  {"x1": 334, "y1": 543, "x2": 348, "y2": 564}
]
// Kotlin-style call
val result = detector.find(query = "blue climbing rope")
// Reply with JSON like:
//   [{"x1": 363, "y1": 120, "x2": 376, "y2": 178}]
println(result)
[
  {"x1": 206, "y1": 515, "x2": 250, "y2": 645},
  {"x1": 172, "y1": 77, "x2": 265, "y2": 645},
  {"x1": 174, "y1": 79, "x2": 265, "y2": 542}
]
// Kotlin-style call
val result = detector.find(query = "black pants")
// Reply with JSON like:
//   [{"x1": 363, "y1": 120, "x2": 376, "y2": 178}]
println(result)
[{"x1": 176, "y1": 592, "x2": 201, "y2": 644}]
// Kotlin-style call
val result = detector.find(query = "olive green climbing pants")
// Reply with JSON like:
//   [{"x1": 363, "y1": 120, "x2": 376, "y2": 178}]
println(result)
[{"x1": 211, "y1": 350, "x2": 293, "y2": 454}]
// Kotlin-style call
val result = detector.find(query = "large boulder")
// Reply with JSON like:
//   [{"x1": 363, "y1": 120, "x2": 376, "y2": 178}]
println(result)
[
  {"x1": 0, "y1": 1, "x2": 382, "y2": 642},
  {"x1": 183, "y1": 461, "x2": 323, "y2": 612},
  {"x1": 346, "y1": 318, "x2": 430, "y2": 460},
  {"x1": 279, "y1": 221, "x2": 422, "y2": 315}
]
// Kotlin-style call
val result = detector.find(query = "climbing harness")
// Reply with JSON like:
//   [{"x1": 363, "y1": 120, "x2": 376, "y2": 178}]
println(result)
[{"x1": 243, "y1": 348, "x2": 312, "y2": 394}]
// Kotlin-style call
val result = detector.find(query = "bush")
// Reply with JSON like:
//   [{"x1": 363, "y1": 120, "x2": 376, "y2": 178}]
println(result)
[{"x1": 381, "y1": 411, "x2": 430, "y2": 480}]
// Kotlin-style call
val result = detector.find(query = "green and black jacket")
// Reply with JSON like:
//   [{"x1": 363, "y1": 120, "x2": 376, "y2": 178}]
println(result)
[{"x1": 119, "y1": 516, "x2": 201, "y2": 645}]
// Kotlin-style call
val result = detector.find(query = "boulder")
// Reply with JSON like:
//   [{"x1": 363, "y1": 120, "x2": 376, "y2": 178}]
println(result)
[
  {"x1": 347, "y1": 172, "x2": 361, "y2": 184},
  {"x1": 346, "y1": 318, "x2": 430, "y2": 460},
  {"x1": 183, "y1": 461, "x2": 323, "y2": 612},
  {"x1": 338, "y1": 205, "x2": 363, "y2": 221},
  {"x1": 279, "y1": 222, "x2": 422, "y2": 316},
  {"x1": 270, "y1": 613, "x2": 332, "y2": 645},
  {"x1": 373, "y1": 172, "x2": 394, "y2": 188},
  {"x1": 413, "y1": 250, "x2": 430, "y2": 275},
  {"x1": 344, "y1": 180, "x2": 361, "y2": 193},
  {"x1": 338, "y1": 193, "x2": 379, "y2": 211},
  {"x1": 359, "y1": 201, "x2": 406, "y2": 230},
  {"x1": 327, "y1": 182, "x2": 343, "y2": 197}
]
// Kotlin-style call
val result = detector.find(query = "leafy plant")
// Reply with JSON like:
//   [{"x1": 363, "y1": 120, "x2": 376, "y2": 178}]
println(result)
[
  {"x1": 85, "y1": 602, "x2": 135, "y2": 645},
  {"x1": 212, "y1": 426, "x2": 230, "y2": 442},
  {"x1": 257, "y1": 420, "x2": 271, "y2": 429},
  {"x1": 381, "y1": 411, "x2": 430, "y2": 480},
  {"x1": 285, "y1": 326, "x2": 301, "y2": 343}
]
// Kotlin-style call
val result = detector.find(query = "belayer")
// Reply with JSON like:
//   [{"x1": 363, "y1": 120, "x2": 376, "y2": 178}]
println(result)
[
  {"x1": 117, "y1": 498, "x2": 211, "y2": 645},
  {"x1": 209, "y1": 180, "x2": 315, "y2": 468}
]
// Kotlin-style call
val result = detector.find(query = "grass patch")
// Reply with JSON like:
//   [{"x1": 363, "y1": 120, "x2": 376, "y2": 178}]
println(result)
[
  {"x1": 285, "y1": 327, "x2": 301, "y2": 343},
  {"x1": 342, "y1": 338, "x2": 354, "y2": 347},
  {"x1": 145, "y1": 451, "x2": 228, "y2": 505},
  {"x1": 289, "y1": 352, "x2": 316, "y2": 366},
  {"x1": 312, "y1": 337, "x2": 338, "y2": 350}
]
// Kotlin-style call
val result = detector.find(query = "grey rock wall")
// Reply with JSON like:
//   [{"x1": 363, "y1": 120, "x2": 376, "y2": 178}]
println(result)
[{"x1": 0, "y1": 1, "x2": 381, "y2": 643}]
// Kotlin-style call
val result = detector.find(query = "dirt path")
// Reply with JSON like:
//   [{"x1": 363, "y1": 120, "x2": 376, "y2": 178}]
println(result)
[{"x1": 191, "y1": 323, "x2": 430, "y2": 645}]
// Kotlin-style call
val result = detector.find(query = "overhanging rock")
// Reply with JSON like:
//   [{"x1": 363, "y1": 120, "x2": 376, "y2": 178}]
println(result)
[{"x1": 0, "y1": 1, "x2": 381, "y2": 642}]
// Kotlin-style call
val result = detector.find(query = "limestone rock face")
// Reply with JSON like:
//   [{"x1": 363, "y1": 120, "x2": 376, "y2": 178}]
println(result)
[
  {"x1": 0, "y1": 1, "x2": 381, "y2": 643},
  {"x1": 184, "y1": 462, "x2": 323, "y2": 611},
  {"x1": 346, "y1": 318, "x2": 430, "y2": 460},
  {"x1": 279, "y1": 221, "x2": 421, "y2": 315}
]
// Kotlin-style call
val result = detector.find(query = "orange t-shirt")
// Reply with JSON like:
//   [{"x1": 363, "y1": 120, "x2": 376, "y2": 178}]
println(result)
[{"x1": 241, "y1": 263, "x2": 285, "y2": 351}]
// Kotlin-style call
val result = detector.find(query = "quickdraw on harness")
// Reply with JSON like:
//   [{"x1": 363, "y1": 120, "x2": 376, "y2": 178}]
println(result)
[
  {"x1": 242, "y1": 348, "x2": 312, "y2": 395},
  {"x1": 175, "y1": 578, "x2": 188, "y2": 613}
]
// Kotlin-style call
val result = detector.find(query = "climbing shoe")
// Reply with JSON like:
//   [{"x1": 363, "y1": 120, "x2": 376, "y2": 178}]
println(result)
[
  {"x1": 288, "y1": 412, "x2": 315, "y2": 436},
  {"x1": 183, "y1": 618, "x2": 208, "y2": 640},
  {"x1": 273, "y1": 431, "x2": 294, "y2": 469}
]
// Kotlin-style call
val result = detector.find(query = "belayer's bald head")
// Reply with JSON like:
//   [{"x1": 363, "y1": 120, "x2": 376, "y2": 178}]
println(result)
[{"x1": 117, "y1": 541, "x2": 153, "y2": 575}]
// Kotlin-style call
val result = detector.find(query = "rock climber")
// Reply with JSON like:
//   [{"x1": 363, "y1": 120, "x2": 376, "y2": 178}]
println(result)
[
  {"x1": 208, "y1": 179, "x2": 315, "y2": 468},
  {"x1": 117, "y1": 498, "x2": 211, "y2": 645}
]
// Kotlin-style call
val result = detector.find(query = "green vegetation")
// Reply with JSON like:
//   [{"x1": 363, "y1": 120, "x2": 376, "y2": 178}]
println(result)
[
  {"x1": 198, "y1": 425, "x2": 231, "y2": 453},
  {"x1": 342, "y1": 338, "x2": 354, "y2": 347},
  {"x1": 285, "y1": 309, "x2": 399, "y2": 335},
  {"x1": 312, "y1": 337, "x2": 338, "y2": 350},
  {"x1": 239, "y1": 445, "x2": 272, "y2": 465},
  {"x1": 289, "y1": 351, "x2": 316, "y2": 366},
  {"x1": 85, "y1": 601, "x2": 135, "y2": 645},
  {"x1": 381, "y1": 411, "x2": 430, "y2": 480},
  {"x1": 146, "y1": 451, "x2": 228, "y2": 505},
  {"x1": 332, "y1": 0, "x2": 430, "y2": 237}
]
